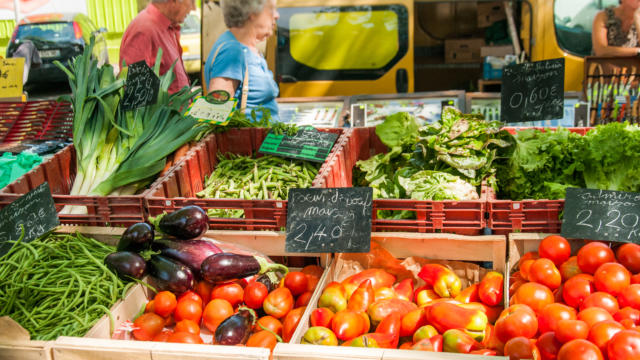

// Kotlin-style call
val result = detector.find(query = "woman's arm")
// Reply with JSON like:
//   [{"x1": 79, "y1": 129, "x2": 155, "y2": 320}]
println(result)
[
  {"x1": 592, "y1": 11, "x2": 640, "y2": 56},
  {"x1": 207, "y1": 77, "x2": 240, "y2": 97}
]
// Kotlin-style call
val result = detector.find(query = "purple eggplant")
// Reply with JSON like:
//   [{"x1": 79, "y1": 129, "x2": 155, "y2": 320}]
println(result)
[
  {"x1": 117, "y1": 222, "x2": 154, "y2": 252},
  {"x1": 214, "y1": 307, "x2": 256, "y2": 345},
  {"x1": 151, "y1": 205, "x2": 209, "y2": 240},
  {"x1": 200, "y1": 253, "x2": 288, "y2": 283},
  {"x1": 147, "y1": 254, "x2": 194, "y2": 294},
  {"x1": 104, "y1": 251, "x2": 147, "y2": 280},
  {"x1": 256, "y1": 271, "x2": 285, "y2": 292},
  {"x1": 151, "y1": 238, "x2": 222, "y2": 276}
]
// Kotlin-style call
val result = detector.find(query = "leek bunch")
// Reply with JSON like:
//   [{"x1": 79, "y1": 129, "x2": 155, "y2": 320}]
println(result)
[{"x1": 55, "y1": 37, "x2": 202, "y2": 213}]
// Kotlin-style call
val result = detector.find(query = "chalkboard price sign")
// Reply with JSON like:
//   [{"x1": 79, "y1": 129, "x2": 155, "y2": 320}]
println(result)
[
  {"x1": 286, "y1": 188, "x2": 373, "y2": 253},
  {"x1": 121, "y1": 61, "x2": 160, "y2": 111},
  {"x1": 0, "y1": 182, "x2": 59, "y2": 256},
  {"x1": 259, "y1": 127, "x2": 339, "y2": 163},
  {"x1": 501, "y1": 58, "x2": 565, "y2": 123},
  {"x1": 561, "y1": 187, "x2": 640, "y2": 244}
]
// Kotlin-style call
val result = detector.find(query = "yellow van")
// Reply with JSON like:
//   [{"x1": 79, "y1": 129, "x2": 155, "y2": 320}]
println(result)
[{"x1": 203, "y1": 0, "x2": 618, "y2": 97}]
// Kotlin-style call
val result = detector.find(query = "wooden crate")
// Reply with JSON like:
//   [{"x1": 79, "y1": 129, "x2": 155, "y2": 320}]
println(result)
[
  {"x1": 51, "y1": 227, "x2": 329, "y2": 360},
  {"x1": 0, "y1": 317, "x2": 53, "y2": 360},
  {"x1": 274, "y1": 232, "x2": 508, "y2": 360}
]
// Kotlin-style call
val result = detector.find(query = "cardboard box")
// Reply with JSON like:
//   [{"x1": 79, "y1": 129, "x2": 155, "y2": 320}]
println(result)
[
  {"x1": 481, "y1": 45, "x2": 514, "y2": 58},
  {"x1": 478, "y1": 1, "x2": 506, "y2": 28},
  {"x1": 445, "y1": 38, "x2": 485, "y2": 64}
]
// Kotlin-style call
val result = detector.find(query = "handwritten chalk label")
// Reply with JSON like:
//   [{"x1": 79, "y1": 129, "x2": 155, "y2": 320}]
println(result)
[
  {"x1": 561, "y1": 188, "x2": 640, "y2": 244},
  {"x1": 185, "y1": 95, "x2": 236, "y2": 125},
  {"x1": 0, "y1": 182, "x2": 59, "y2": 256},
  {"x1": 286, "y1": 187, "x2": 372, "y2": 253},
  {"x1": 501, "y1": 58, "x2": 565, "y2": 123},
  {"x1": 0, "y1": 57, "x2": 24, "y2": 99},
  {"x1": 259, "y1": 127, "x2": 339, "y2": 163},
  {"x1": 121, "y1": 61, "x2": 160, "y2": 110}
]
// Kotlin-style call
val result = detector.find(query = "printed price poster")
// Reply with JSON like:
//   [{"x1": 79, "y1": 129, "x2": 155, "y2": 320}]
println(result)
[
  {"x1": 186, "y1": 95, "x2": 237, "y2": 125},
  {"x1": 0, "y1": 57, "x2": 24, "y2": 99}
]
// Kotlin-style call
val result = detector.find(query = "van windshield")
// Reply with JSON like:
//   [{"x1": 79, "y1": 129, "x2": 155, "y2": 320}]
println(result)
[{"x1": 16, "y1": 22, "x2": 76, "y2": 43}]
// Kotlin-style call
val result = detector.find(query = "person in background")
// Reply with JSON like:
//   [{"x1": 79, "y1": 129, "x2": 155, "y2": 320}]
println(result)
[
  {"x1": 204, "y1": 0, "x2": 280, "y2": 122},
  {"x1": 592, "y1": 0, "x2": 640, "y2": 56},
  {"x1": 120, "y1": 0, "x2": 194, "y2": 94}
]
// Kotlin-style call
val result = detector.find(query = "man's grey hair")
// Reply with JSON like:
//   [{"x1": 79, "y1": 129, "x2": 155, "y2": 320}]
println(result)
[{"x1": 220, "y1": 0, "x2": 268, "y2": 28}]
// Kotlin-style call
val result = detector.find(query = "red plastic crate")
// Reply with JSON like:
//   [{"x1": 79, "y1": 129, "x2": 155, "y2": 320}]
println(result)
[
  {"x1": 0, "y1": 144, "x2": 172, "y2": 226},
  {"x1": 488, "y1": 127, "x2": 592, "y2": 234},
  {"x1": 0, "y1": 100, "x2": 73, "y2": 144},
  {"x1": 145, "y1": 127, "x2": 346, "y2": 231},
  {"x1": 314, "y1": 127, "x2": 487, "y2": 234}
]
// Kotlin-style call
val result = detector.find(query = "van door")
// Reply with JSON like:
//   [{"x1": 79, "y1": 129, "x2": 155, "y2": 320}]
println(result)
[{"x1": 271, "y1": 0, "x2": 414, "y2": 97}]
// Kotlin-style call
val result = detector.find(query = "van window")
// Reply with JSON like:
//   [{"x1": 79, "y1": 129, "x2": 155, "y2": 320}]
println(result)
[
  {"x1": 277, "y1": 5, "x2": 409, "y2": 81},
  {"x1": 554, "y1": 0, "x2": 619, "y2": 56}
]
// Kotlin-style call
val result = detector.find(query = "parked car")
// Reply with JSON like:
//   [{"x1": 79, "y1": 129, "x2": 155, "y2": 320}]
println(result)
[
  {"x1": 181, "y1": 10, "x2": 201, "y2": 78},
  {"x1": 6, "y1": 13, "x2": 109, "y2": 87}
]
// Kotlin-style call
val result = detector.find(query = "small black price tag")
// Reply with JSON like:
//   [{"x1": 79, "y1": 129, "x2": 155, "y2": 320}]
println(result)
[
  {"x1": 561, "y1": 187, "x2": 640, "y2": 244},
  {"x1": 0, "y1": 182, "x2": 59, "y2": 256},
  {"x1": 258, "y1": 127, "x2": 338, "y2": 163},
  {"x1": 286, "y1": 188, "x2": 373, "y2": 253},
  {"x1": 501, "y1": 58, "x2": 565, "y2": 123},
  {"x1": 121, "y1": 61, "x2": 160, "y2": 111}
]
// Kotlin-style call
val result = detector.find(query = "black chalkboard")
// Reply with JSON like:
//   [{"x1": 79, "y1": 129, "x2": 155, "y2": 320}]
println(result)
[
  {"x1": 501, "y1": 58, "x2": 565, "y2": 123},
  {"x1": 286, "y1": 188, "x2": 373, "y2": 253},
  {"x1": 259, "y1": 127, "x2": 339, "y2": 163},
  {"x1": 121, "y1": 61, "x2": 160, "y2": 111},
  {"x1": 561, "y1": 187, "x2": 640, "y2": 243},
  {"x1": 0, "y1": 182, "x2": 59, "y2": 256}
]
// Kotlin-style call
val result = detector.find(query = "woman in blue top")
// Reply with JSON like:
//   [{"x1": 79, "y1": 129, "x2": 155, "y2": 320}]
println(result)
[{"x1": 204, "y1": 0, "x2": 280, "y2": 122}]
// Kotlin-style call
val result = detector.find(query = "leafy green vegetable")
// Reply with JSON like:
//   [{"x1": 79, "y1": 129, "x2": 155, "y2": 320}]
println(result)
[
  {"x1": 375, "y1": 111, "x2": 420, "y2": 151},
  {"x1": 398, "y1": 170, "x2": 478, "y2": 200}
]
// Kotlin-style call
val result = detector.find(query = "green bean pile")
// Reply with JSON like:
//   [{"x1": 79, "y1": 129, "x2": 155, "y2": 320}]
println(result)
[
  {"x1": 197, "y1": 152, "x2": 319, "y2": 217},
  {"x1": 0, "y1": 232, "x2": 129, "y2": 340}
]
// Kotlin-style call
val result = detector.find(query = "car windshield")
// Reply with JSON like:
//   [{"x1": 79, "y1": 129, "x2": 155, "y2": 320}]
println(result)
[
  {"x1": 181, "y1": 13, "x2": 200, "y2": 34},
  {"x1": 16, "y1": 22, "x2": 76, "y2": 43}
]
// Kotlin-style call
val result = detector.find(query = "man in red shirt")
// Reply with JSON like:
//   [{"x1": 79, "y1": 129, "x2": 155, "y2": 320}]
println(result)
[{"x1": 120, "y1": 0, "x2": 195, "y2": 94}]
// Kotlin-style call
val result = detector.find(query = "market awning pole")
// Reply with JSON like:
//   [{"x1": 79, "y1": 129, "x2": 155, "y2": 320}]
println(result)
[
  {"x1": 503, "y1": 1, "x2": 522, "y2": 62},
  {"x1": 13, "y1": 0, "x2": 20, "y2": 22}
]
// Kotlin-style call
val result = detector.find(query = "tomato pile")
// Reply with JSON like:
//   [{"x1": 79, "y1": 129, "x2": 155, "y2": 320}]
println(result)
[
  {"x1": 129, "y1": 264, "x2": 323, "y2": 354},
  {"x1": 302, "y1": 266, "x2": 507, "y2": 355},
  {"x1": 504, "y1": 235, "x2": 640, "y2": 360}
]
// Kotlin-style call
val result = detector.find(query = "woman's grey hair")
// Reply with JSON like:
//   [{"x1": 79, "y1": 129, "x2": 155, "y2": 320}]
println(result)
[{"x1": 220, "y1": 0, "x2": 268, "y2": 28}]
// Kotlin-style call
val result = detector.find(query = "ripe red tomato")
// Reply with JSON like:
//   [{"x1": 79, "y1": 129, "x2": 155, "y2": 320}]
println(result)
[
  {"x1": 255, "y1": 315, "x2": 283, "y2": 336},
  {"x1": 560, "y1": 256, "x2": 582, "y2": 282},
  {"x1": 310, "y1": 308, "x2": 335, "y2": 329},
  {"x1": 539, "y1": 303, "x2": 577, "y2": 334},
  {"x1": 555, "y1": 319, "x2": 589, "y2": 344},
  {"x1": 202, "y1": 298, "x2": 233, "y2": 333},
  {"x1": 632, "y1": 273, "x2": 640, "y2": 284},
  {"x1": 152, "y1": 329, "x2": 173, "y2": 342},
  {"x1": 607, "y1": 330, "x2": 640, "y2": 360},
  {"x1": 563, "y1": 276, "x2": 595, "y2": 309},
  {"x1": 588, "y1": 320, "x2": 625, "y2": 354},
  {"x1": 615, "y1": 307, "x2": 640, "y2": 326},
  {"x1": 295, "y1": 291, "x2": 312, "y2": 307},
  {"x1": 301, "y1": 264, "x2": 324, "y2": 278},
  {"x1": 495, "y1": 304, "x2": 538, "y2": 343},
  {"x1": 194, "y1": 280, "x2": 214, "y2": 305},
  {"x1": 177, "y1": 290, "x2": 203, "y2": 308},
  {"x1": 153, "y1": 291, "x2": 177, "y2": 317},
  {"x1": 520, "y1": 259, "x2": 536, "y2": 281},
  {"x1": 619, "y1": 284, "x2": 640, "y2": 310},
  {"x1": 306, "y1": 274, "x2": 319, "y2": 292},
  {"x1": 283, "y1": 271, "x2": 309, "y2": 296},
  {"x1": 331, "y1": 310, "x2": 366, "y2": 341},
  {"x1": 133, "y1": 313, "x2": 166, "y2": 341},
  {"x1": 246, "y1": 330, "x2": 278, "y2": 351},
  {"x1": 577, "y1": 242, "x2": 615, "y2": 275},
  {"x1": 594, "y1": 262, "x2": 631, "y2": 297},
  {"x1": 211, "y1": 282, "x2": 244, "y2": 308},
  {"x1": 243, "y1": 281, "x2": 269, "y2": 309},
  {"x1": 580, "y1": 292, "x2": 620, "y2": 315},
  {"x1": 263, "y1": 287, "x2": 294, "y2": 319},
  {"x1": 539, "y1": 235, "x2": 571, "y2": 266},
  {"x1": 174, "y1": 298, "x2": 202, "y2": 323},
  {"x1": 511, "y1": 282, "x2": 554, "y2": 314},
  {"x1": 167, "y1": 331, "x2": 204, "y2": 344},
  {"x1": 503, "y1": 336, "x2": 540, "y2": 360},
  {"x1": 174, "y1": 319, "x2": 200, "y2": 335},
  {"x1": 616, "y1": 243, "x2": 640, "y2": 274},
  {"x1": 578, "y1": 307, "x2": 614, "y2": 328},
  {"x1": 530, "y1": 258, "x2": 562, "y2": 290},
  {"x1": 538, "y1": 332, "x2": 562, "y2": 360},
  {"x1": 557, "y1": 339, "x2": 603, "y2": 360},
  {"x1": 282, "y1": 306, "x2": 307, "y2": 342}
]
